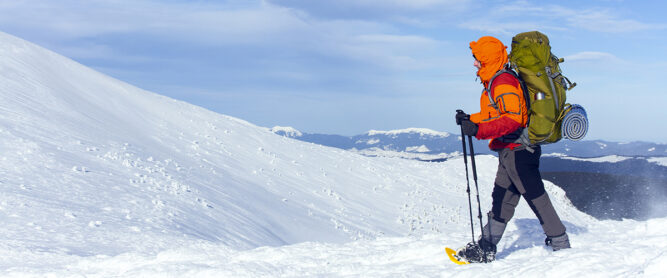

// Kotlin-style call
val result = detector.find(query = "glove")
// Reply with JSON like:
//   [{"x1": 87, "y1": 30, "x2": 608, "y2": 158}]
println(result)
[
  {"x1": 461, "y1": 119, "x2": 478, "y2": 136},
  {"x1": 455, "y1": 110, "x2": 469, "y2": 125}
]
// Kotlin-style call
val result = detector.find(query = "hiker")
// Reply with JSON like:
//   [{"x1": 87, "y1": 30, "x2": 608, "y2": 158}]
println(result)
[{"x1": 456, "y1": 36, "x2": 571, "y2": 263}]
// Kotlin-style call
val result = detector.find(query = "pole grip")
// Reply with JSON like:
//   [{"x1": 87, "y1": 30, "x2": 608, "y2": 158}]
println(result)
[{"x1": 456, "y1": 109, "x2": 469, "y2": 125}]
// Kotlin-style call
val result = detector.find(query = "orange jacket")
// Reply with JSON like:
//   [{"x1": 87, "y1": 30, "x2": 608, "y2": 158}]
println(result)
[
  {"x1": 469, "y1": 36, "x2": 528, "y2": 150},
  {"x1": 469, "y1": 72, "x2": 528, "y2": 150}
]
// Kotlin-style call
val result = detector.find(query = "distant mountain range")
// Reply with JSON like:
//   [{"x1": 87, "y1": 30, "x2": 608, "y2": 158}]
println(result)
[{"x1": 270, "y1": 126, "x2": 667, "y2": 159}]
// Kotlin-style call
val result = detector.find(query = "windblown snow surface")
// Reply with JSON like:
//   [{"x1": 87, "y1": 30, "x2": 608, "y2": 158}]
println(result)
[{"x1": 0, "y1": 31, "x2": 665, "y2": 277}]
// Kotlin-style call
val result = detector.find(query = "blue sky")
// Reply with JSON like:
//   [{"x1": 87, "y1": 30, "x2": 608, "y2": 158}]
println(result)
[{"x1": 1, "y1": 0, "x2": 666, "y2": 142}]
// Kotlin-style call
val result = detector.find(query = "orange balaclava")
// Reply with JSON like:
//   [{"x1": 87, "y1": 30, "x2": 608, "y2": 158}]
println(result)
[{"x1": 469, "y1": 36, "x2": 508, "y2": 84}]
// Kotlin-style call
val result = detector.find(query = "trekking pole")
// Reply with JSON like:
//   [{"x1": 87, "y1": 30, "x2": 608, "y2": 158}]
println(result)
[
  {"x1": 467, "y1": 134, "x2": 488, "y2": 263},
  {"x1": 456, "y1": 110, "x2": 476, "y2": 244}
]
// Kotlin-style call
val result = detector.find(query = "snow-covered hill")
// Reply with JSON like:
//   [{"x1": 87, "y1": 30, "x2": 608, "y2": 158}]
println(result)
[
  {"x1": 1, "y1": 31, "x2": 666, "y2": 276},
  {"x1": 1, "y1": 30, "x2": 470, "y2": 252}
]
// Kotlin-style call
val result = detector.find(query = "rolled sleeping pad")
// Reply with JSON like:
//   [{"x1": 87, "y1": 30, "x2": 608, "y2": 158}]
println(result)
[{"x1": 562, "y1": 104, "x2": 588, "y2": 141}]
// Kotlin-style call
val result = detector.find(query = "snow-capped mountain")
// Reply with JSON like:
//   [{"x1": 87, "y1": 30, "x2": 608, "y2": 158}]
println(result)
[
  {"x1": 272, "y1": 126, "x2": 479, "y2": 160},
  {"x1": 1, "y1": 31, "x2": 666, "y2": 276},
  {"x1": 272, "y1": 126, "x2": 667, "y2": 158}
]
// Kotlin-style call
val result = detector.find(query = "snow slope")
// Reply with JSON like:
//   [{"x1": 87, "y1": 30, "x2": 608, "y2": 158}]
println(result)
[{"x1": 0, "y1": 31, "x2": 665, "y2": 276}]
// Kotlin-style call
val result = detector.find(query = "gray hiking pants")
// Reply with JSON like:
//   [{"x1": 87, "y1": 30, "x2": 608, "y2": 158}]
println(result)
[{"x1": 481, "y1": 146, "x2": 567, "y2": 245}]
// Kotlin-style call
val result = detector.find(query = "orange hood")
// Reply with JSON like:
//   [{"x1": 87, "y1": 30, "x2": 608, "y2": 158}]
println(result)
[{"x1": 470, "y1": 36, "x2": 508, "y2": 83}]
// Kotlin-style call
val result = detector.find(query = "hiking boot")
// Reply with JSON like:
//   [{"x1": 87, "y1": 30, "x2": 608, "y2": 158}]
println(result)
[
  {"x1": 545, "y1": 233, "x2": 571, "y2": 251},
  {"x1": 455, "y1": 238, "x2": 497, "y2": 263}
]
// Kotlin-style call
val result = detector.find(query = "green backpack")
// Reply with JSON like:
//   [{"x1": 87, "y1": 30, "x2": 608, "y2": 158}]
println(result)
[{"x1": 492, "y1": 31, "x2": 577, "y2": 146}]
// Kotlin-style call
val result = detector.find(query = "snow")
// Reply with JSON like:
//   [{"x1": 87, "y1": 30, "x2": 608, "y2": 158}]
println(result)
[
  {"x1": 405, "y1": 145, "x2": 430, "y2": 153},
  {"x1": 647, "y1": 157, "x2": 667, "y2": 167},
  {"x1": 543, "y1": 153, "x2": 633, "y2": 163},
  {"x1": 4, "y1": 216, "x2": 667, "y2": 277},
  {"x1": 366, "y1": 138, "x2": 380, "y2": 145},
  {"x1": 270, "y1": 126, "x2": 303, "y2": 137},
  {"x1": 354, "y1": 138, "x2": 381, "y2": 145},
  {"x1": 367, "y1": 128, "x2": 451, "y2": 137},
  {"x1": 552, "y1": 155, "x2": 632, "y2": 163},
  {"x1": 0, "y1": 31, "x2": 666, "y2": 277},
  {"x1": 544, "y1": 153, "x2": 568, "y2": 157},
  {"x1": 544, "y1": 153, "x2": 667, "y2": 166},
  {"x1": 351, "y1": 148, "x2": 458, "y2": 161}
]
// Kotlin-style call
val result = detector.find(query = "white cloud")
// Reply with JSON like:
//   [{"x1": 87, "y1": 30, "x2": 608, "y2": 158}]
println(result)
[
  {"x1": 330, "y1": 34, "x2": 446, "y2": 71},
  {"x1": 0, "y1": 0, "x2": 311, "y2": 44},
  {"x1": 459, "y1": 1, "x2": 666, "y2": 34},
  {"x1": 564, "y1": 51, "x2": 619, "y2": 62},
  {"x1": 354, "y1": 34, "x2": 438, "y2": 46},
  {"x1": 0, "y1": 0, "x2": 451, "y2": 75},
  {"x1": 458, "y1": 20, "x2": 564, "y2": 36},
  {"x1": 0, "y1": 0, "x2": 450, "y2": 96},
  {"x1": 267, "y1": 0, "x2": 471, "y2": 22},
  {"x1": 555, "y1": 7, "x2": 667, "y2": 33},
  {"x1": 341, "y1": 0, "x2": 468, "y2": 10}
]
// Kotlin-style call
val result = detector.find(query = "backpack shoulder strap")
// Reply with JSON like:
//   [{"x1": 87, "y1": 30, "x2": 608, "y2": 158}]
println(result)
[
  {"x1": 487, "y1": 67, "x2": 530, "y2": 111},
  {"x1": 485, "y1": 67, "x2": 517, "y2": 106}
]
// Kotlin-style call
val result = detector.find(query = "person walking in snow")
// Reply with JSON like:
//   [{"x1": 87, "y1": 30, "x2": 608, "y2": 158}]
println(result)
[{"x1": 455, "y1": 36, "x2": 571, "y2": 263}]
